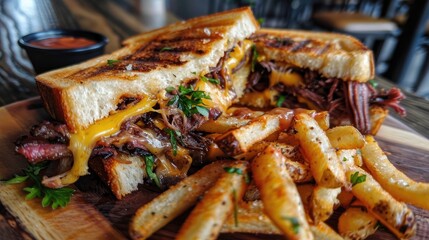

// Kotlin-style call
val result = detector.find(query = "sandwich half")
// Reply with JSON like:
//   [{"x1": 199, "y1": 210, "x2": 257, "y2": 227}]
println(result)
[
  {"x1": 241, "y1": 29, "x2": 405, "y2": 134},
  {"x1": 16, "y1": 7, "x2": 259, "y2": 199}
]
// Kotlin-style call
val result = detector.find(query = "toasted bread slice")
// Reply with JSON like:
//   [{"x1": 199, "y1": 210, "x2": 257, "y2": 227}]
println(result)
[
  {"x1": 89, "y1": 154, "x2": 146, "y2": 199},
  {"x1": 36, "y1": 7, "x2": 258, "y2": 132},
  {"x1": 252, "y1": 28, "x2": 374, "y2": 82}
]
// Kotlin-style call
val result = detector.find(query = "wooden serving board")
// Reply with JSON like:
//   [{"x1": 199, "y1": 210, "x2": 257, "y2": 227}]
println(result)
[{"x1": 0, "y1": 98, "x2": 428, "y2": 240}]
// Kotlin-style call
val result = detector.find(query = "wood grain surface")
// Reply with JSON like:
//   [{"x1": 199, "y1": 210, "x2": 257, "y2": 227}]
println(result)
[{"x1": 0, "y1": 98, "x2": 428, "y2": 240}]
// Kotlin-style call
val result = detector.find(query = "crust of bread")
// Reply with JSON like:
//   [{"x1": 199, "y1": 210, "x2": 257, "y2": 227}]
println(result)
[
  {"x1": 89, "y1": 154, "x2": 145, "y2": 199},
  {"x1": 253, "y1": 28, "x2": 374, "y2": 82},
  {"x1": 36, "y1": 7, "x2": 258, "y2": 132}
]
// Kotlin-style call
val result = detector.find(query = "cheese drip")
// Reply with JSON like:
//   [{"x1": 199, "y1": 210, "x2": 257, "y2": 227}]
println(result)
[
  {"x1": 195, "y1": 40, "x2": 253, "y2": 112},
  {"x1": 58, "y1": 97, "x2": 157, "y2": 186},
  {"x1": 224, "y1": 40, "x2": 253, "y2": 74}
]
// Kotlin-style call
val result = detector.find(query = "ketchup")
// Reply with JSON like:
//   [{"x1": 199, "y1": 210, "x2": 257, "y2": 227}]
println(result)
[{"x1": 30, "y1": 36, "x2": 97, "y2": 49}]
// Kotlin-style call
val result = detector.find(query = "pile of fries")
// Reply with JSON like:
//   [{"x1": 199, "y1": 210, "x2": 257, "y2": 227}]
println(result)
[{"x1": 129, "y1": 107, "x2": 429, "y2": 240}]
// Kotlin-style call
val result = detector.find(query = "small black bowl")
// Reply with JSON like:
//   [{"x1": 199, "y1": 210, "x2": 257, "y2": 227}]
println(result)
[{"x1": 18, "y1": 29, "x2": 108, "y2": 74}]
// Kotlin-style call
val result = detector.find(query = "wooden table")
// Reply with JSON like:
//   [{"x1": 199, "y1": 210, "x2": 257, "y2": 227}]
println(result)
[{"x1": 0, "y1": 1, "x2": 428, "y2": 240}]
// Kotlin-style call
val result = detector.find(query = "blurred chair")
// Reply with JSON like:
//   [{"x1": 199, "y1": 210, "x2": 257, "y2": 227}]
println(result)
[
  {"x1": 209, "y1": 0, "x2": 314, "y2": 29},
  {"x1": 311, "y1": 0, "x2": 402, "y2": 74},
  {"x1": 384, "y1": 0, "x2": 429, "y2": 98}
]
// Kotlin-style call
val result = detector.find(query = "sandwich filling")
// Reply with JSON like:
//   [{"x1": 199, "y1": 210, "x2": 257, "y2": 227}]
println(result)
[
  {"x1": 16, "y1": 40, "x2": 254, "y2": 196},
  {"x1": 241, "y1": 34, "x2": 406, "y2": 134}
]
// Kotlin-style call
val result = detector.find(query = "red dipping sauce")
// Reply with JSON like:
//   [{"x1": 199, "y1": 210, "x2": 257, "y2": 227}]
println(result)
[{"x1": 30, "y1": 36, "x2": 97, "y2": 49}]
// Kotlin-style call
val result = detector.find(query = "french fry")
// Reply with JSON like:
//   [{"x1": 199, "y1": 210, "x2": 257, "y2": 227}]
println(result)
[
  {"x1": 326, "y1": 126, "x2": 365, "y2": 150},
  {"x1": 216, "y1": 108, "x2": 295, "y2": 156},
  {"x1": 337, "y1": 188, "x2": 355, "y2": 208},
  {"x1": 337, "y1": 149, "x2": 359, "y2": 170},
  {"x1": 308, "y1": 186, "x2": 341, "y2": 223},
  {"x1": 176, "y1": 161, "x2": 248, "y2": 240},
  {"x1": 313, "y1": 111, "x2": 330, "y2": 131},
  {"x1": 235, "y1": 141, "x2": 297, "y2": 161},
  {"x1": 362, "y1": 135, "x2": 429, "y2": 210},
  {"x1": 294, "y1": 113, "x2": 346, "y2": 188},
  {"x1": 296, "y1": 184, "x2": 315, "y2": 209},
  {"x1": 221, "y1": 200, "x2": 281, "y2": 235},
  {"x1": 252, "y1": 145, "x2": 313, "y2": 240},
  {"x1": 346, "y1": 166, "x2": 416, "y2": 239},
  {"x1": 369, "y1": 106, "x2": 388, "y2": 135},
  {"x1": 197, "y1": 116, "x2": 251, "y2": 133},
  {"x1": 310, "y1": 222, "x2": 344, "y2": 240},
  {"x1": 236, "y1": 142, "x2": 313, "y2": 183},
  {"x1": 129, "y1": 161, "x2": 229, "y2": 240},
  {"x1": 221, "y1": 201, "x2": 343, "y2": 240},
  {"x1": 338, "y1": 204, "x2": 378, "y2": 240}
]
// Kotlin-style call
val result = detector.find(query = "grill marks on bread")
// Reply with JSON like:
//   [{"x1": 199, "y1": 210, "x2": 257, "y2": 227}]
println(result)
[
  {"x1": 70, "y1": 27, "x2": 223, "y2": 79},
  {"x1": 252, "y1": 33, "x2": 367, "y2": 56}
]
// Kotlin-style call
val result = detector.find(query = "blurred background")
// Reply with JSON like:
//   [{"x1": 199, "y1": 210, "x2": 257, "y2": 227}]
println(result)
[
  {"x1": 1, "y1": 0, "x2": 428, "y2": 101},
  {"x1": 167, "y1": 0, "x2": 429, "y2": 100}
]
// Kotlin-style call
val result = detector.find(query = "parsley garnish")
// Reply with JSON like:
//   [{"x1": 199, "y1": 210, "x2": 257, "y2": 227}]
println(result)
[
  {"x1": 107, "y1": 59, "x2": 121, "y2": 66},
  {"x1": 276, "y1": 95, "x2": 286, "y2": 107},
  {"x1": 200, "y1": 76, "x2": 220, "y2": 85},
  {"x1": 191, "y1": 71, "x2": 197, "y2": 75},
  {"x1": 166, "y1": 85, "x2": 211, "y2": 117},
  {"x1": 164, "y1": 128, "x2": 180, "y2": 156},
  {"x1": 257, "y1": 17, "x2": 265, "y2": 25},
  {"x1": 144, "y1": 155, "x2": 161, "y2": 188},
  {"x1": 350, "y1": 171, "x2": 366, "y2": 187},
  {"x1": 232, "y1": 188, "x2": 239, "y2": 227},
  {"x1": 368, "y1": 79, "x2": 378, "y2": 88},
  {"x1": 251, "y1": 44, "x2": 259, "y2": 72},
  {"x1": 160, "y1": 47, "x2": 173, "y2": 52},
  {"x1": 224, "y1": 167, "x2": 250, "y2": 184},
  {"x1": 343, "y1": 157, "x2": 348, "y2": 162},
  {"x1": 224, "y1": 167, "x2": 243, "y2": 174},
  {"x1": 282, "y1": 216, "x2": 300, "y2": 234},
  {"x1": 6, "y1": 162, "x2": 74, "y2": 209}
]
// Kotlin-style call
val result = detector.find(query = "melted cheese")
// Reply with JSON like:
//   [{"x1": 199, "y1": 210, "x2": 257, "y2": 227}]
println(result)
[
  {"x1": 194, "y1": 40, "x2": 253, "y2": 113},
  {"x1": 224, "y1": 40, "x2": 253, "y2": 74},
  {"x1": 270, "y1": 70, "x2": 304, "y2": 87},
  {"x1": 194, "y1": 79, "x2": 235, "y2": 112},
  {"x1": 60, "y1": 97, "x2": 157, "y2": 186}
]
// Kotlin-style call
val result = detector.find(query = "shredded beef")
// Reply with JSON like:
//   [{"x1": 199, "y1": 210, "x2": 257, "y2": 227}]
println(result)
[
  {"x1": 232, "y1": 46, "x2": 252, "y2": 74},
  {"x1": 15, "y1": 121, "x2": 71, "y2": 163},
  {"x1": 345, "y1": 82, "x2": 371, "y2": 134},
  {"x1": 116, "y1": 97, "x2": 140, "y2": 111},
  {"x1": 16, "y1": 137, "x2": 72, "y2": 163},
  {"x1": 247, "y1": 61, "x2": 406, "y2": 133},
  {"x1": 371, "y1": 87, "x2": 406, "y2": 116},
  {"x1": 30, "y1": 121, "x2": 69, "y2": 144},
  {"x1": 247, "y1": 61, "x2": 271, "y2": 91}
]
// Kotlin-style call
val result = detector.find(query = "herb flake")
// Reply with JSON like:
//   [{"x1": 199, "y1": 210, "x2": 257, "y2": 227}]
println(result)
[
  {"x1": 350, "y1": 171, "x2": 366, "y2": 187},
  {"x1": 164, "y1": 128, "x2": 180, "y2": 156},
  {"x1": 107, "y1": 59, "x2": 121, "y2": 66},
  {"x1": 282, "y1": 216, "x2": 300, "y2": 234},
  {"x1": 224, "y1": 167, "x2": 250, "y2": 184},
  {"x1": 6, "y1": 162, "x2": 74, "y2": 209},
  {"x1": 343, "y1": 157, "x2": 348, "y2": 162},
  {"x1": 276, "y1": 95, "x2": 286, "y2": 107},
  {"x1": 251, "y1": 44, "x2": 259, "y2": 72},
  {"x1": 200, "y1": 75, "x2": 220, "y2": 85},
  {"x1": 144, "y1": 155, "x2": 161, "y2": 188},
  {"x1": 368, "y1": 79, "x2": 378, "y2": 88},
  {"x1": 160, "y1": 47, "x2": 173, "y2": 52},
  {"x1": 224, "y1": 167, "x2": 243, "y2": 175},
  {"x1": 166, "y1": 85, "x2": 211, "y2": 117}
]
